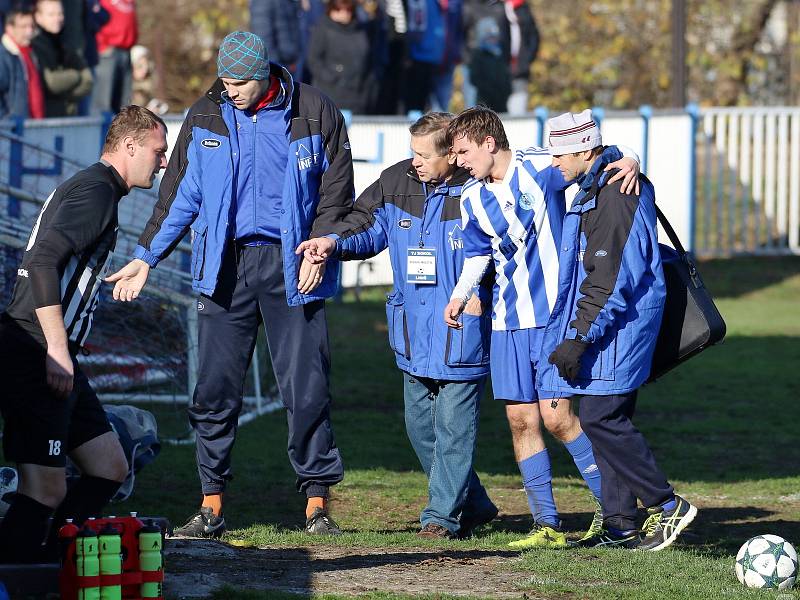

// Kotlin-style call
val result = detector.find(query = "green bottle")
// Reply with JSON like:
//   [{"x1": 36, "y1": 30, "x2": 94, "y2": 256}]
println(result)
[
  {"x1": 76, "y1": 528, "x2": 100, "y2": 600},
  {"x1": 98, "y1": 524, "x2": 122, "y2": 600},
  {"x1": 138, "y1": 523, "x2": 163, "y2": 598}
]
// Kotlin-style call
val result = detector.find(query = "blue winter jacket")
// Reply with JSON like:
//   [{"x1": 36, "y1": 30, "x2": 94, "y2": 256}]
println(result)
[
  {"x1": 538, "y1": 147, "x2": 665, "y2": 396},
  {"x1": 133, "y1": 64, "x2": 355, "y2": 305},
  {"x1": 0, "y1": 35, "x2": 30, "y2": 118},
  {"x1": 336, "y1": 160, "x2": 491, "y2": 381}
]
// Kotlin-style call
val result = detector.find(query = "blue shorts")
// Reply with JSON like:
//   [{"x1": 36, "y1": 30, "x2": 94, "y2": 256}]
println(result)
[{"x1": 489, "y1": 327, "x2": 546, "y2": 403}]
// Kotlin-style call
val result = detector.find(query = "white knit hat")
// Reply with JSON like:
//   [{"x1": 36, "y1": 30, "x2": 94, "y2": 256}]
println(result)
[{"x1": 546, "y1": 109, "x2": 602, "y2": 155}]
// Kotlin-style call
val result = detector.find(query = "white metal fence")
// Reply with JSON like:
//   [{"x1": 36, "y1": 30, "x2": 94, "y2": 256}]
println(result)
[{"x1": 695, "y1": 107, "x2": 800, "y2": 257}]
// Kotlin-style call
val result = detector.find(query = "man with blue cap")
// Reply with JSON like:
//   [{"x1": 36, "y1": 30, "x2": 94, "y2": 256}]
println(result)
[{"x1": 107, "y1": 31, "x2": 354, "y2": 537}]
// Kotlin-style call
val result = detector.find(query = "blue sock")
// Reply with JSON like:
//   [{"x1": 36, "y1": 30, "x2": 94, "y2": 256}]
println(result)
[
  {"x1": 564, "y1": 432, "x2": 602, "y2": 502},
  {"x1": 660, "y1": 497, "x2": 677, "y2": 512},
  {"x1": 518, "y1": 449, "x2": 559, "y2": 527},
  {"x1": 608, "y1": 525, "x2": 637, "y2": 537}
]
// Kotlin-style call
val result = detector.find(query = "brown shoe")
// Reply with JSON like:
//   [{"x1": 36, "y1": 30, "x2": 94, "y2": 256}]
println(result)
[{"x1": 417, "y1": 523, "x2": 453, "y2": 539}]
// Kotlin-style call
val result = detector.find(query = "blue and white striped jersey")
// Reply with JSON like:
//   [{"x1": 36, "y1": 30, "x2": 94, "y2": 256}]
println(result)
[{"x1": 460, "y1": 147, "x2": 570, "y2": 331}]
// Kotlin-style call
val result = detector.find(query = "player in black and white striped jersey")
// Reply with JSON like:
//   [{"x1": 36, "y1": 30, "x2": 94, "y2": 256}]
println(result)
[{"x1": 0, "y1": 105, "x2": 168, "y2": 563}]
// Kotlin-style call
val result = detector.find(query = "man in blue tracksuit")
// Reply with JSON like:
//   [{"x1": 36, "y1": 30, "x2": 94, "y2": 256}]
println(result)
[
  {"x1": 297, "y1": 113, "x2": 497, "y2": 539},
  {"x1": 107, "y1": 31, "x2": 353, "y2": 537},
  {"x1": 538, "y1": 110, "x2": 698, "y2": 551}
]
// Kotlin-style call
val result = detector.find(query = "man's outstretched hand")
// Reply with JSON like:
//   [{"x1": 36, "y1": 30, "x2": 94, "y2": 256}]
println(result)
[{"x1": 105, "y1": 259, "x2": 150, "y2": 302}]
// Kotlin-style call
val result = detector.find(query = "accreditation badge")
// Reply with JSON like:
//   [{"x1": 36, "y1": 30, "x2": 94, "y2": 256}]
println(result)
[{"x1": 407, "y1": 247, "x2": 437, "y2": 284}]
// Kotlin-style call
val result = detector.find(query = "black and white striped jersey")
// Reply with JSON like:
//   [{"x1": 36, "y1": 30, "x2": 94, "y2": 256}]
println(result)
[{"x1": 4, "y1": 161, "x2": 128, "y2": 349}]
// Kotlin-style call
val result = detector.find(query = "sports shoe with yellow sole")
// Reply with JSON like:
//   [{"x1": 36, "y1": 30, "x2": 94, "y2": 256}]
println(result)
[
  {"x1": 508, "y1": 522, "x2": 568, "y2": 549},
  {"x1": 576, "y1": 494, "x2": 604, "y2": 543}
]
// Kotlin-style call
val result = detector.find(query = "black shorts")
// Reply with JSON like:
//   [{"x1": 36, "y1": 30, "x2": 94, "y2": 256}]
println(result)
[{"x1": 0, "y1": 320, "x2": 112, "y2": 468}]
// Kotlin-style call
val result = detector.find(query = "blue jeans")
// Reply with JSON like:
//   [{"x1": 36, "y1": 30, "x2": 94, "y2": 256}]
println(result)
[{"x1": 403, "y1": 373, "x2": 495, "y2": 534}]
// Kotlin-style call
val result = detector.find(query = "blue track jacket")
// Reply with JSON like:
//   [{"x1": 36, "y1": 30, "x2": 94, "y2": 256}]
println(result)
[
  {"x1": 538, "y1": 147, "x2": 665, "y2": 395},
  {"x1": 133, "y1": 64, "x2": 355, "y2": 305},
  {"x1": 336, "y1": 160, "x2": 491, "y2": 381}
]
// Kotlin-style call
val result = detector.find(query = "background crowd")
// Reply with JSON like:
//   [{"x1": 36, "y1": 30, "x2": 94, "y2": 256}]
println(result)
[
  {"x1": 0, "y1": 0, "x2": 165, "y2": 120},
  {"x1": 0, "y1": 0, "x2": 540, "y2": 120},
  {"x1": 254, "y1": 0, "x2": 539, "y2": 115}
]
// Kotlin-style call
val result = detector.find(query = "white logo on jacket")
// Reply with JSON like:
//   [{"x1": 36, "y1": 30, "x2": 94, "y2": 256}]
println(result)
[
  {"x1": 296, "y1": 143, "x2": 319, "y2": 170},
  {"x1": 448, "y1": 224, "x2": 464, "y2": 251}
]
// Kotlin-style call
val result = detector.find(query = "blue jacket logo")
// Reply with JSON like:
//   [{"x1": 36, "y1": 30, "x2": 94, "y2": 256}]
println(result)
[
  {"x1": 201, "y1": 139, "x2": 221, "y2": 148},
  {"x1": 398, "y1": 218, "x2": 412, "y2": 229},
  {"x1": 296, "y1": 143, "x2": 319, "y2": 170}
]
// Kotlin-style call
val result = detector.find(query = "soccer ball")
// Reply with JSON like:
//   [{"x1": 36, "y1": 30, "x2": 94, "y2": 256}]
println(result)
[
  {"x1": 735, "y1": 534, "x2": 798, "y2": 590},
  {"x1": 0, "y1": 467, "x2": 18, "y2": 517}
]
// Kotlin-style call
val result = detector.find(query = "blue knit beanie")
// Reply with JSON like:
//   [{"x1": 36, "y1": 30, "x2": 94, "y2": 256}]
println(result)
[{"x1": 217, "y1": 31, "x2": 269, "y2": 80}]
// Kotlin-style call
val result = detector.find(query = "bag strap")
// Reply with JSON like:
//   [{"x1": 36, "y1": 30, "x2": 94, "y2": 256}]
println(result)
[
  {"x1": 655, "y1": 205, "x2": 704, "y2": 288},
  {"x1": 655, "y1": 205, "x2": 687, "y2": 255}
]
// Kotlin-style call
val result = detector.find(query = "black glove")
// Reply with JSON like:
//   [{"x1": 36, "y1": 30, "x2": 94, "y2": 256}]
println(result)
[{"x1": 549, "y1": 338, "x2": 589, "y2": 381}]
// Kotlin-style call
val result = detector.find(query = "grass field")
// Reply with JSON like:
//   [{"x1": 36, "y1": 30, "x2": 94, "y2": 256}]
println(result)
[{"x1": 11, "y1": 255, "x2": 800, "y2": 598}]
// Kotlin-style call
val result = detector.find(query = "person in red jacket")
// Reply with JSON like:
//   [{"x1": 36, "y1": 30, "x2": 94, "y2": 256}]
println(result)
[{"x1": 90, "y1": 0, "x2": 136, "y2": 114}]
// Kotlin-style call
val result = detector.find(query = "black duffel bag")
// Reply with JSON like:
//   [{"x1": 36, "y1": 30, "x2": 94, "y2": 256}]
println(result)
[{"x1": 648, "y1": 206, "x2": 726, "y2": 382}]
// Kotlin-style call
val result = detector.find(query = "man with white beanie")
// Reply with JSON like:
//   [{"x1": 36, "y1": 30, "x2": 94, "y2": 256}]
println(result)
[
  {"x1": 538, "y1": 109, "x2": 697, "y2": 551},
  {"x1": 443, "y1": 106, "x2": 640, "y2": 548}
]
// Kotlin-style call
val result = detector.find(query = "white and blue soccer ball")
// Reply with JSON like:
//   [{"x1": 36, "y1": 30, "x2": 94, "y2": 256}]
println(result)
[
  {"x1": 735, "y1": 534, "x2": 798, "y2": 590},
  {"x1": 0, "y1": 467, "x2": 18, "y2": 517}
]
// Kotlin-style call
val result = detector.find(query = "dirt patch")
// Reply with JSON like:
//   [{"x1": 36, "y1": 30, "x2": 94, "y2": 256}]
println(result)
[{"x1": 164, "y1": 540, "x2": 531, "y2": 598}]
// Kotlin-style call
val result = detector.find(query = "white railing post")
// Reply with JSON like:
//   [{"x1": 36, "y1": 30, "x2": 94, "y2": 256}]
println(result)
[
  {"x1": 765, "y1": 114, "x2": 778, "y2": 238},
  {"x1": 739, "y1": 114, "x2": 752, "y2": 251},
  {"x1": 715, "y1": 114, "x2": 727, "y2": 252},
  {"x1": 752, "y1": 112, "x2": 765, "y2": 248},
  {"x1": 777, "y1": 114, "x2": 790, "y2": 241}
]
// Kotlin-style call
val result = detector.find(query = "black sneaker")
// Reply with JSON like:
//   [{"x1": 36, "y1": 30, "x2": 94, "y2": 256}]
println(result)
[
  {"x1": 570, "y1": 529, "x2": 641, "y2": 549},
  {"x1": 170, "y1": 506, "x2": 226, "y2": 539},
  {"x1": 305, "y1": 508, "x2": 342, "y2": 535},
  {"x1": 417, "y1": 523, "x2": 453, "y2": 539},
  {"x1": 458, "y1": 504, "x2": 499, "y2": 539},
  {"x1": 638, "y1": 495, "x2": 698, "y2": 551}
]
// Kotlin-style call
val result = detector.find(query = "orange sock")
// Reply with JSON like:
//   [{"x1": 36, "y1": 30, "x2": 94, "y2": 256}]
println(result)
[
  {"x1": 306, "y1": 496, "x2": 326, "y2": 519},
  {"x1": 202, "y1": 493, "x2": 224, "y2": 517}
]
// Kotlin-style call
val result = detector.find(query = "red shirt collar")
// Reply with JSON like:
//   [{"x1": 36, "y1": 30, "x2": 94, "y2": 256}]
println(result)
[{"x1": 251, "y1": 77, "x2": 282, "y2": 112}]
